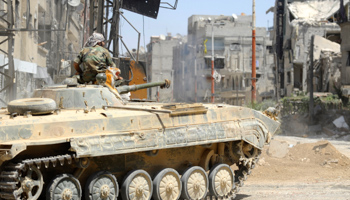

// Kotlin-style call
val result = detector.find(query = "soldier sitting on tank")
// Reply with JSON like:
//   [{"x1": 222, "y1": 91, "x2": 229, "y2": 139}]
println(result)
[{"x1": 73, "y1": 33, "x2": 123, "y2": 84}]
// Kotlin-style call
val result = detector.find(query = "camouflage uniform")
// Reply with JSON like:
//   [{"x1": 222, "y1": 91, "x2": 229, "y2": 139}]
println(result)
[{"x1": 74, "y1": 46, "x2": 116, "y2": 83}]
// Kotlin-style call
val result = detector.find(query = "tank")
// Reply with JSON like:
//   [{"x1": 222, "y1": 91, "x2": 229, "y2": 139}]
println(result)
[{"x1": 0, "y1": 70, "x2": 279, "y2": 200}]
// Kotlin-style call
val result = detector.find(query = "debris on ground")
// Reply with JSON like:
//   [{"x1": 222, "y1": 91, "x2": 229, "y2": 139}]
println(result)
[
  {"x1": 251, "y1": 139, "x2": 350, "y2": 183},
  {"x1": 333, "y1": 116, "x2": 349, "y2": 129}
]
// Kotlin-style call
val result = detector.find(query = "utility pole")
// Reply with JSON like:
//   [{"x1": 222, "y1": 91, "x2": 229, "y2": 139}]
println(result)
[
  {"x1": 211, "y1": 20, "x2": 215, "y2": 103},
  {"x1": 276, "y1": 0, "x2": 285, "y2": 99},
  {"x1": 309, "y1": 35, "x2": 315, "y2": 124},
  {"x1": 251, "y1": 0, "x2": 256, "y2": 103}
]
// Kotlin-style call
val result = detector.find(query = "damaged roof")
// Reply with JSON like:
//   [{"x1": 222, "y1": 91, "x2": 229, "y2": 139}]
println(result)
[{"x1": 288, "y1": 0, "x2": 349, "y2": 20}]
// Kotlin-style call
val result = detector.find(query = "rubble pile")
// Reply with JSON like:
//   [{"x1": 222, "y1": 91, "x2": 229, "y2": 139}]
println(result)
[
  {"x1": 287, "y1": 141, "x2": 350, "y2": 167},
  {"x1": 250, "y1": 139, "x2": 350, "y2": 183},
  {"x1": 260, "y1": 140, "x2": 350, "y2": 167},
  {"x1": 280, "y1": 109, "x2": 350, "y2": 141}
]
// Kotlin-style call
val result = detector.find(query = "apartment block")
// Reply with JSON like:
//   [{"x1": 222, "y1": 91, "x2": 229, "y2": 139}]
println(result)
[{"x1": 173, "y1": 14, "x2": 275, "y2": 105}]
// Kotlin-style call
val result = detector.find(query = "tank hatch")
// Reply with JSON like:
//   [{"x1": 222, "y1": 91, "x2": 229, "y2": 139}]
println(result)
[{"x1": 162, "y1": 103, "x2": 208, "y2": 116}]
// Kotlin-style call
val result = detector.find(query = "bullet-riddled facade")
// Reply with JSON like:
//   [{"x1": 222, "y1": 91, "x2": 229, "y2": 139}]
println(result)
[
  {"x1": 173, "y1": 14, "x2": 275, "y2": 105},
  {"x1": 0, "y1": 0, "x2": 84, "y2": 105}
]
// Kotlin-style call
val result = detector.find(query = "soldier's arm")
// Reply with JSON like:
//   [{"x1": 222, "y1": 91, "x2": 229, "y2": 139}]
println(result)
[
  {"x1": 73, "y1": 62, "x2": 83, "y2": 74},
  {"x1": 73, "y1": 50, "x2": 84, "y2": 74},
  {"x1": 104, "y1": 49, "x2": 117, "y2": 68}
]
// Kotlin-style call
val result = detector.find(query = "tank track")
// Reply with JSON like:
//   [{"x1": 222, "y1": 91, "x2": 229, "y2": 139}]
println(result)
[
  {"x1": 0, "y1": 154, "x2": 74, "y2": 200},
  {"x1": 0, "y1": 152, "x2": 260, "y2": 200},
  {"x1": 206, "y1": 150, "x2": 261, "y2": 200}
]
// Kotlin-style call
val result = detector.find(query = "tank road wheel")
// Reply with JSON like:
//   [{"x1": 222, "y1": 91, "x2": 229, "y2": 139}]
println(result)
[
  {"x1": 208, "y1": 164, "x2": 234, "y2": 198},
  {"x1": 85, "y1": 171, "x2": 119, "y2": 200},
  {"x1": 180, "y1": 166, "x2": 208, "y2": 200},
  {"x1": 152, "y1": 168, "x2": 181, "y2": 200},
  {"x1": 121, "y1": 170, "x2": 153, "y2": 200},
  {"x1": 241, "y1": 142, "x2": 258, "y2": 159},
  {"x1": 46, "y1": 174, "x2": 82, "y2": 200},
  {"x1": 17, "y1": 166, "x2": 44, "y2": 200}
]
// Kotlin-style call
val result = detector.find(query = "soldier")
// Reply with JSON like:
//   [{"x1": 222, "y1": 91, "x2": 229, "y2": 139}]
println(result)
[{"x1": 74, "y1": 33, "x2": 122, "y2": 83}]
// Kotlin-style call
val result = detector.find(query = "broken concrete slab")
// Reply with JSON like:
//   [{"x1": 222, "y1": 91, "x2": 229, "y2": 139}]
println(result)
[
  {"x1": 333, "y1": 116, "x2": 349, "y2": 130},
  {"x1": 267, "y1": 140, "x2": 289, "y2": 158},
  {"x1": 313, "y1": 35, "x2": 340, "y2": 61},
  {"x1": 322, "y1": 127, "x2": 337, "y2": 136},
  {"x1": 288, "y1": 0, "x2": 341, "y2": 20}
]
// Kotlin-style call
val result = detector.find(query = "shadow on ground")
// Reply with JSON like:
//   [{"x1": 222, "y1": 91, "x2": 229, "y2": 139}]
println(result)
[{"x1": 235, "y1": 194, "x2": 251, "y2": 199}]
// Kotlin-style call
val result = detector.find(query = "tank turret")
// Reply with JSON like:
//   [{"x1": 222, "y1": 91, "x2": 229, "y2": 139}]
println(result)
[{"x1": 116, "y1": 79, "x2": 171, "y2": 94}]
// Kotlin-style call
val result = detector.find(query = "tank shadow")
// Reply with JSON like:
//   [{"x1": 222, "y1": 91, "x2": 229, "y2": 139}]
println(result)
[{"x1": 235, "y1": 194, "x2": 251, "y2": 199}]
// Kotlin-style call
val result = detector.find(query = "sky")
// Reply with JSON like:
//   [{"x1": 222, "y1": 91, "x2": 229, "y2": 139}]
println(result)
[{"x1": 118, "y1": 0, "x2": 276, "y2": 52}]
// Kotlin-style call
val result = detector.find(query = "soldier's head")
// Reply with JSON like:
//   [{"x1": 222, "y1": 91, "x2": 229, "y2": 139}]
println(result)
[
  {"x1": 97, "y1": 41, "x2": 106, "y2": 47},
  {"x1": 84, "y1": 33, "x2": 105, "y2": 47}
]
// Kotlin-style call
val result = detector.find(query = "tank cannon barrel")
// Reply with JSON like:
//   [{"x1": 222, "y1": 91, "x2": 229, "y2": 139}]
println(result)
[{"x1": 116, "y1": 79, "x2": 171, "y2": 94}]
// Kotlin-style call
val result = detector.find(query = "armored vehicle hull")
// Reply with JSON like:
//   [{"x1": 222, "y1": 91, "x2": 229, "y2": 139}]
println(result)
[{"x1": 0, "y1": 84, "x2": 279, "y2": 200}]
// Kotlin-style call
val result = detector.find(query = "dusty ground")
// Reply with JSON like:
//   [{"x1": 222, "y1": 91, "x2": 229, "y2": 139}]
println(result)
[{"x1": 236, "y1": 136, "x2": 350, "y2": 200}]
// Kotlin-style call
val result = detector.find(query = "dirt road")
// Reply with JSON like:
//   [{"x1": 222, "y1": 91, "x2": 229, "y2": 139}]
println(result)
[
  {"x1": 237, "y1": 181, "x2": 350, "y2": 200},
  {"x1": 236, "y1": 136, "x2": 350, "y2": 200}
]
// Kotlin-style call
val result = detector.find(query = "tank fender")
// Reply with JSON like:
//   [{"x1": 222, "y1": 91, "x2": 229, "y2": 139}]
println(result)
[
  {"x1": 253, "y1": 110, "x2": 280, "y2": 143},
  {"x1": 0, "y1": 143, "x2": 26, "y2": 164},
  {"x1": 242, "y1": 135, "x2": 262, "y2": 150},
  {"x1": 241, "y1": 122, "x2": 269, "y2": 150}
]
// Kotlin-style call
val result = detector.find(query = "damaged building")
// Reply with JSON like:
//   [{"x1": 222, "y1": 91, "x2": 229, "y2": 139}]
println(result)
[
  {"x1": 339, "y1": 1, "x2": 350, "y2": 98},
  {"x1": 173, "y1": 14, "x2": 275, "y2": 105},
  {"x1": 313, "y1": 35, "x2": 341, "y2": 93},
  {"x1": 271, "y1": 0, "x2": 344, "y2": 98},
  {"x1": 338, "y1": 1, "x2": 350, "y2": 99},
  {"x1": 0, "y1": 0, "x2": 84, "y2": 106},
  {"x1": 146, "y1": 34, "x2": 185, "y2": 102}
]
